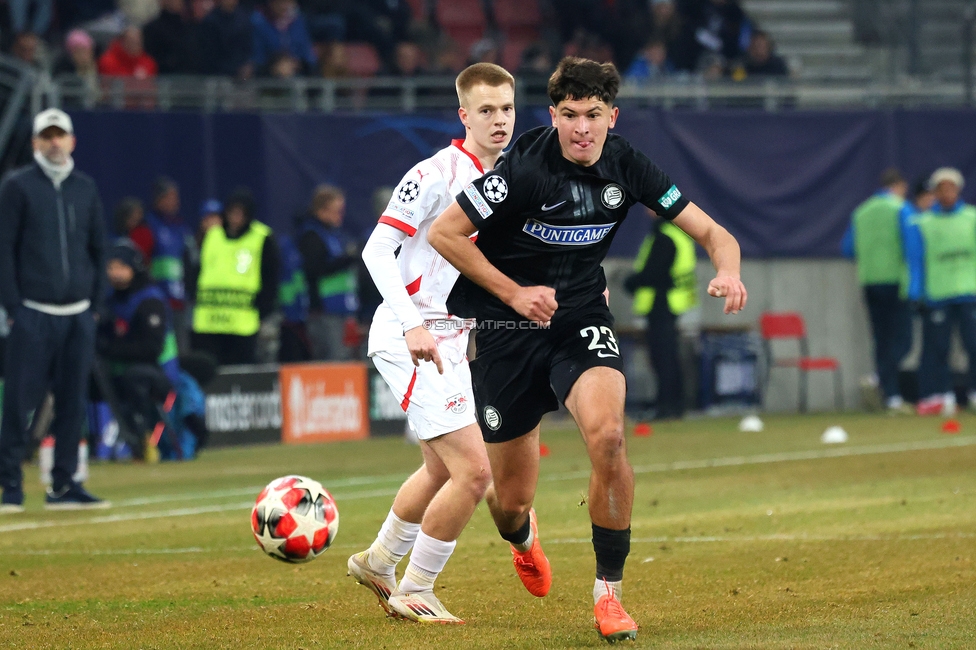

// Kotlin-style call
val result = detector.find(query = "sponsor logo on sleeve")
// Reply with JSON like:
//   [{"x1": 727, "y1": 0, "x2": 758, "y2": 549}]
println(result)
[
  {"x1": 483, "y1": 175, "x2": 508, "y2": 203},
  {"x1": 658, "y1": 184, "x2": 682, "y2": 210},
  {"x1": 522, "y1": 220, "x2": 615, "y2": 246},
  {"x1": 397, "y1": 179, "x2": 421, "y2": 204},
  {"x1": 387, "y1": 203, "x2": 415, "y2": 218},
  {"x1": 464, "y1": 183, "x2": 493, "y2": 219},
  {"x1": 602, "y1": 184, "x2": 624, "y2": 209}
]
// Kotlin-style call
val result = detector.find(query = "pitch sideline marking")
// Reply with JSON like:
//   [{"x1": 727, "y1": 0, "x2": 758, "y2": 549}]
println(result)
[
  {"x1": 0, "y1": 487, "x2": 401, "y2": 534},
  {"x1": 549, "y1": 532, "x2": 976, "y2": 544},
  {"x1": 112, "y1": 436, "x2": 976, "y2": 509},
  {"x1": 545, "y1": 435, "x2": 976, "y2": 482},
  {"x1": 5, "y1": 532, "x2": 975, "y2": 558},
  {"x1": 115, "y1": 473, "x2": 411, "y2": 508},
  {"x1": 3, "y1": 436, "x2": 973, "y2": 535}
]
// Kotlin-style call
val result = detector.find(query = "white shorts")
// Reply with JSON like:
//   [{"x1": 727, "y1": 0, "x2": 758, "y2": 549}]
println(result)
[{"x1": 370, "y1": 344, "x2": 476, "y2": 441}]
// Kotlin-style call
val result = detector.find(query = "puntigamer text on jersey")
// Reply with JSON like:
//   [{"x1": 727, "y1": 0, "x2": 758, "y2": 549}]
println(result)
[{"x1": 521, "y1": 220, "x2": 616, "y2": 246}]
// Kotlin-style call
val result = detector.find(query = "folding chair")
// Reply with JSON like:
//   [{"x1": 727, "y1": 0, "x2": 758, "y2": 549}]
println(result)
[{"x1": 759, "y1": 311, "x2": 842, "y2": 412}]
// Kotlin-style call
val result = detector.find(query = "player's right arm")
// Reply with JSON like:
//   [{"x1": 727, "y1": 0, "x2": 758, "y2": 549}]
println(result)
[
  {"x1": 671, "y1": 202, "x2": 747, "y2": 314},
  {"x1": 362, "y1": 164, "x2": 447, "y2": 373},
  {"x1": 361, "y1": 225, "x2": 443, "y2": 373},
  {"x1": 428, "y1": 202, "x2": 557, "y2": 324}
]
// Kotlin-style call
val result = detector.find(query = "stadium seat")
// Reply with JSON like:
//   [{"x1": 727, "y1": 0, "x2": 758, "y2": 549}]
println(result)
[
  {"x1": 437, "y1": 0, "x2": 486, "y2": 48},
  {"x1": 501, "y1": 40, "x2": 530, "y2": 72},
  {"x1": 404, "y1": 0, "x2": 424, "y2": 19},
  {"x1": 759, "y1": 311, "x2": 842, "y2": 412},
  {"x1": 345, "y1": 43, "x2": 382, "y2": 78},
  {"x1": 494, "y1": 0, "x2": 541, "y2": 41}
]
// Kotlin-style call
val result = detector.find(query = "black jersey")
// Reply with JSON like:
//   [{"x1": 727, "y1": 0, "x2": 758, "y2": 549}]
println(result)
[{"x1": 449, "y1": 125, "x2": 689, "y2": 320}]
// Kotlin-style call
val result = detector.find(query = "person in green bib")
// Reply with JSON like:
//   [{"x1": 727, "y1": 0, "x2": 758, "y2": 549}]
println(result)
[
  {"x1": 841, "y1": 168, "x2": 912, "y2": 413},
  {"x1": 298, "y1": 184, "x2": 360, "y2": 361},
  {"x1": 904, "y1": 167, "x2": 976, "y2": 415},
  {"x1": 624, "y1": 207, "x2": 699, "y2": 419},
  {"x1": 191, "y1": 188, "x2": 280, "y2": 366}
]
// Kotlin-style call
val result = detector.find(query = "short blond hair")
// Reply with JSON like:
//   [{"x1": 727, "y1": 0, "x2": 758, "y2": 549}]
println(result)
[
  {"x1": 455, "y1": 62, "x2": 515, "y2": 107},
  {"x1": 311, "y1": 184, "x2": 344, "y2": 212}
]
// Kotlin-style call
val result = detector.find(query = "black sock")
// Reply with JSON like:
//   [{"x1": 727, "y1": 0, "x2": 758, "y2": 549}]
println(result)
[
  {"x1": 499, "y1": 515, "x2": 531, "y2": 546},
  {"x1": 593, "y1": 524, "x2": 630, "y2": 582}
]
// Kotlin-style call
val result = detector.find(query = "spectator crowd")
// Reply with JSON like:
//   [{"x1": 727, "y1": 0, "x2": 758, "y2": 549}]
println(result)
[{"x1": 2, "y1": 0, "x2": 790, "y2": 86}]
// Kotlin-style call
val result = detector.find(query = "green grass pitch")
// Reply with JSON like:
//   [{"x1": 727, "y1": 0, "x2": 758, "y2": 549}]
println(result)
[{"x1": 0, "y1": 412, "x2": 974, "y2": 649}]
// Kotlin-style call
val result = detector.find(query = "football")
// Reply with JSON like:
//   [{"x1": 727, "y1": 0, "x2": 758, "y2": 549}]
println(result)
[{"x1": 251, "y1": 475, "x2": 339, "y2": 563}]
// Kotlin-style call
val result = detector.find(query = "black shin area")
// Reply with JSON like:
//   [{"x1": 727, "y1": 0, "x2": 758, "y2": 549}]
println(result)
[
  {"x1": 499, "y1": 515, "x2": 531, "y2": 546},
  {"x1": 593, "y1": 524, "x2": 631, "y2": 582}
]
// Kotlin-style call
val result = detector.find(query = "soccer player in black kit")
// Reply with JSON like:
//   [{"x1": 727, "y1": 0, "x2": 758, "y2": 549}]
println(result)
[{"x1": 429, "y1": 57, "x2": 747, "y2": 641}]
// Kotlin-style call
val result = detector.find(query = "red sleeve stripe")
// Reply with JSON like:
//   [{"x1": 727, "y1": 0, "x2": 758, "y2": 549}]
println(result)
[
  {"x1": 378, "y1": 215, "x2": 417, "y2": 236},
  {"x1": 400, "y1": 369, "x2": 418, "y2": 411},
  {"x1": 405, "y1": 275, "x2": 422, "y2": 296}
]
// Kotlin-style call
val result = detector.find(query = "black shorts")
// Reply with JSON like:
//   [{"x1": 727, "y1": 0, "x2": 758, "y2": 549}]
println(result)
[{"x1": 470, "y1": 297, "x2": 624, "y2": 443}]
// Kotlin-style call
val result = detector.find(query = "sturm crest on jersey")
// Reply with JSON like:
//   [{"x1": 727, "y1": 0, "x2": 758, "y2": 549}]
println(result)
[
  {"x1": 483, "y1": 175, "x2": 509, "y2": 203},
  {"x1": 397, "y1": 179, "x2": 422, "y2": 204},
  {"x1": 602, "y1": 184, "x2": 624, "y2": 209}
]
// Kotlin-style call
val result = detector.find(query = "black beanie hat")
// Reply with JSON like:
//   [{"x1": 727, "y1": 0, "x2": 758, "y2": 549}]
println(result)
[{"x1": 108, "y1": 238, "x2": 146, "y2": 274}]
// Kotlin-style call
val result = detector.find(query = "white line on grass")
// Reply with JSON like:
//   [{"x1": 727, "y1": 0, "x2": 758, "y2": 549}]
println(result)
[
  {"x1": 4, "y1": 437, "x2": 973, "y2": 535},
  {"x1": 114, "y1": 472, "x2": 411, "y2": 507},
  {"x1": 544, "y1": 436, "x2": 976, "y2": 482},
  {"x1": 3, "y1": 540, "x2": 370, "y2": 557},
  {"x1": 8, "y1": 532, "x2": 976, "y2": 558},
  {"x1": 0, "y1": 487, "x2": 400, "y2": 533},
  {"x1": 548, "y1": 532, "x2": 976, "y2": 544}
]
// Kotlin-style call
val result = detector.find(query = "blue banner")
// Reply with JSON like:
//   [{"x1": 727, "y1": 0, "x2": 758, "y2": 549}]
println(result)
[{"x1": 69, "y1": 108, "x2": 976, "y2": 257}]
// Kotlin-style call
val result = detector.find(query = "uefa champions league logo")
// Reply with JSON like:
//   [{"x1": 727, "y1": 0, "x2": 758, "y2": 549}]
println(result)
[{"x1": 483, "y1": 176, "x2": 508, "y2": 203}]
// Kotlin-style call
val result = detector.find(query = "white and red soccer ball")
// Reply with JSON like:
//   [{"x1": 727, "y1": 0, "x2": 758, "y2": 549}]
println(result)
[{"x1": 251, "y1": 475, "x2": 339, "y2": 563}]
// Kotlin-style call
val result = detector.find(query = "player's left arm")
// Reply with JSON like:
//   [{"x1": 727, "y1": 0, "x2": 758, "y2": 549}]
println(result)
[{"x1": 671, "y1": 202, "x2": 747, "y2": 314}]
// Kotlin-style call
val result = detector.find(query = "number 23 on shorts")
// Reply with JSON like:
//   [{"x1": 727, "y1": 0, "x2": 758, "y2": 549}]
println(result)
[{"x1": 580, "y1": 325, "x2": 619, "y2": 358}]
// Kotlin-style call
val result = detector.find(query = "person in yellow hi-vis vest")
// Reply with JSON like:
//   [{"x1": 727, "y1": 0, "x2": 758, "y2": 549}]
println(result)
[
  {"x1": 191, "y1": 188, "x2": 280, "y2": 366},
  {"x1": 624, "y1": 208, "x2": 698, "y2": 419},
  {"x1": 904, "y1": 167, "x2": 976, "y2": 416}
]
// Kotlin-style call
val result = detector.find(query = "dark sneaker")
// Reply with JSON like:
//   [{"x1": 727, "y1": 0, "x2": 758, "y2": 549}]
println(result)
[
  {"x1": 44, "y1": 484, "x2": 111, "y2": 510},
  {"x1": 0, "y1": 488, "x2": 24, "y2": 514}
]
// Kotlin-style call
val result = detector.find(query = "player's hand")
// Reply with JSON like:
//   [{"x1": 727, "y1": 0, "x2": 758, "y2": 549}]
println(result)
[
  {"x1": 404, "y1": 325, "x2": 443, "y2": 374},
  {"x1": 511, "y1": 286, "x2": 558, "y2": 325},
  {"x1": 603, "y1": 287, "x2": 610, "y2": 306},
  {"x1": 707, "y1": 274, "x2": 747, "y2": 314}
]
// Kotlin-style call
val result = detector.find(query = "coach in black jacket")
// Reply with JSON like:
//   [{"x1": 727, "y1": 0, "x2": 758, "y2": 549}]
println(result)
[{"x1": 0, "y1": 108, "x2": 109, "y2": 512}]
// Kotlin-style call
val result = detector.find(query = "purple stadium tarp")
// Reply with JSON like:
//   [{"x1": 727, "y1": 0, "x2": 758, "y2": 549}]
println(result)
[{"x1": 70, "y1": 108, "x2": 976, "y2": 258}]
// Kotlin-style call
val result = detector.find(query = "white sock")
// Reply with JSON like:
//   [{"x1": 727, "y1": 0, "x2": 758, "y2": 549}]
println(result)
[
  {"x1": 594, "y1": 578, "x2": 622, "y2": 604},
  {"x1": 886, "y1": 395, "x2": 904, "y2": 409},
  {"x1": 368, "y1": 509, "x2": 420, "y2": 573},
  {"x1": 398, "y1": 531, "x2": 456, "y2": 593}
]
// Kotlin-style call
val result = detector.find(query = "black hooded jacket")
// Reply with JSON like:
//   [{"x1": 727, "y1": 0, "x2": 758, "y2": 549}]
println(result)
[{"x1": 0, "y1": 162, "x2": 106, "y2": 314}]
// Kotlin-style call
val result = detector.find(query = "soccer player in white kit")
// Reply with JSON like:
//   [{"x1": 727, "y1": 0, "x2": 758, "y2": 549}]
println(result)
[{"x1": 348, "y1": 63, "x2": 516, "y2": 624}]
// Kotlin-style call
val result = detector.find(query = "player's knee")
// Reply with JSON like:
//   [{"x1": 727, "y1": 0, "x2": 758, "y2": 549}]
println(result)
[
  {"x1": 494, "y1": 493, "x2": 532, "y2": 522},
  {"x1": 445, "y1": 457, "x2": 491, "y2": 502},
  {"x1": 585, "y1": 418, "x2": 626, "y2": 465}
]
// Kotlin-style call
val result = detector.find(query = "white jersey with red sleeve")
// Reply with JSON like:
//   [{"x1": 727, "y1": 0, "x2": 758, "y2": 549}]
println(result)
[{"x1": 365, "y1": 139, "x2": 485, "y2": 363}]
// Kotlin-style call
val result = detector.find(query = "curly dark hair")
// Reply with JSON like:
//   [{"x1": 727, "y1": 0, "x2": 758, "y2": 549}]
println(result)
[{"x1": 547, "y1": 56, "x2": 621, "y2": 106}]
